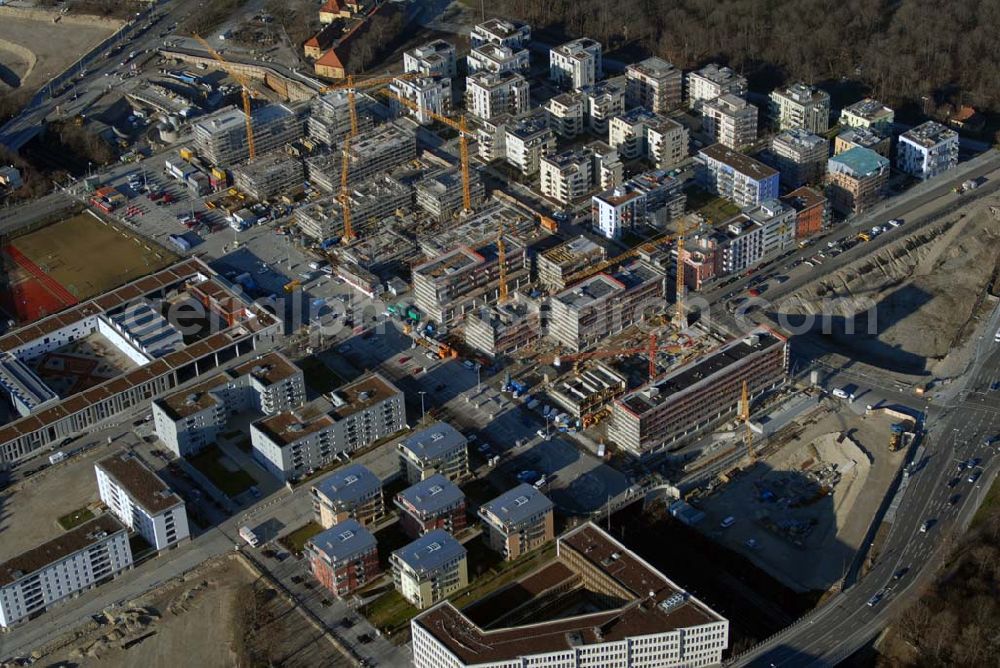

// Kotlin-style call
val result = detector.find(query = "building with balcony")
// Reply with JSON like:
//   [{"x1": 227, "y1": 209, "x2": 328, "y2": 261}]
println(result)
[
  {"x1": 391, "y1": 530, "x2": 468, "y2": 609},
  {"x1": 897, "y1": 121, "x2": 959, "y2": 180},
  {"x1": 307, "y1": 519, "x2": 380, "y2": 598},
  {"x1": 312, "y1": 462, "x2": 385, "y2": 529},
  {"x1": 626, "y1": 56, "x2": 682, "y2": 113},
  {"x1": 781, "y1": 186, "x2": 830, "y2": 239},
  {"x1": 470, "y1": 18, "x2": 531, "y2": 50},
  {"x1": 768, "y1": 82, "x2": 831, "y2": 133},
  {"x1": 390, "y1": 76, "x2": 452, "y2": 125},
  {"x1": 696, "y1": 143, "x2": 779, "y2": 208},
  {"x1": 478, "y1": 484, "x2": 554, "y2": 561},
  {"x1": 540, "y1": 149, "x2": 594, "y2": 205},
  {"x1": 702, "y1": 94, "x2": 758, "y2": 149},
  {"x1": 466, "y1": 71, "x2": 529, "y2": 121},
  {"x1": 395, "y1": 474, "x2": 467, "y2": 540},
  {"x1": 826, "y1": 147, "x2": 889, "y2": 215},
  {"x1": 549, "y1": 38, "x2": 602, "y2": 90},
  {"x1": 503, "y1": 114, "x2": 556, "y2": 177},
  {"x1": 398, "y1": 422, "x2": 469, "y2": 484},
  {"x1": 770, "y1": 129, "x2": 829, "y2": 188},
  {"x1": 404, "y1": 39, "x2": 458, "y2": 78},
  {"x1": 581, "y1": 79, "x2": 625, "y2": 135},
  {"x1": 686, "y1": 64, "x2": 747, "y2": 110},
  {"x1": 839, "y1": 98, "x2": 894, "y2": 131},
  {"x1": 467, "y1": 43, "x2": 530, "y2": 74},
  {"x1": 833, "y1": 126, "x2": 891, "y2": 158}
]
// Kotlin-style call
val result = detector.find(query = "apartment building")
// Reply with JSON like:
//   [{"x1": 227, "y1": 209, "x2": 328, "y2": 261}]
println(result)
[
  {"x1": 467, "y1": 43, "x2": 529, "y2": 74},
  {"x1": 540, "y1": 149, "x2": 594, "y2": 205},
  {"x1": 686, "y1": 63, "x2": 748, "y2": 110},
  {"x1": 647, "y1": 117, "x2": 689, "y2": 170},
  {"x1": 696, "y1": 143, "x2": 780, "y2": 208},
  {"x1": 250, "y1": 373, "x2": 405, "y2": 481},
  {"x1": 308, "y1": 91, "x2": 377, "y2": 146},
  {"x1": 544, "y1": 91, "x2": 586, "y2": 138},
  {"x1": 537, "y1": 235, "x2": 606, "y2": 291},
  {"x1": 343, "y1": 121, "x2": 417, "y2": 185},
  {"x1": 404, "y1": 39, "x2": 457, "y2": 78},
  {"x1": 897, "y1": 121, "x2": 959, "y2": 180},
  {"x1": 95, "y1": 451, "x2": 190, "y2": 553},
  {"x1": 585, "y1": 140, "x2": 624, "y2": 189},
  {"x1": 477, "y1": 114, "x2": 511, "y2": 162},
  {"x1": 781, "y1": 186, "x2": 830, "y2": 239},
  {"x1": 839, "y1": 98, "x2": 894, "y2": 131},
  {"x1": 770, "y1": 129, "x2": 829, "y2": 188},
  {"x1": 608, "y1": 108, "x2": 657, "y2": 160},
  {"x1": 609, "y1": 328, "x2": 788, "y2": 456},
  {"x1": 412, "y1": 235, "x2": 530, "y2": 325},
  {"x1": 581, "y1": 79, "x2": 625, "y2": 135},
  {"x1": 415, "y1": 167, "x2": 486, "y2": 220},
  {"x1": 193, "y1": 104, "x2": 303, "y2": 166},
  {"x1": 702, "y1": 94, "x2": 758, "y2": 149},
  {"x1": 390, "y1": 75, "x2": 452, "y2": 125},
  {"x1": 712, "y1": 199, "x2": 796, "y2": 274},
  {"x1": 592, "y1": 171, "x2": 685, "y2": 239},
  {"x1": 392, "y1": 530, "x2": 468, "y2": 610},
  {"x1": 503, "y1": 114, "x2": 556, "y2": 176},
  {"x1": 768, "y1": 82, "x2": 831, "y2": 133},
  {"x1": 549, "y1": 260, "x2": 665, "y2": 352},
  {"x1": 465, "y1": 71, "x2": 529, "y2": 121},
  {"x1": 0, "y1": 516, "x2": 132, "y2": 628},
  {"x1": 626, "y1": 56, "x2": 683, "y2": 113},
  {"x1": 398, "y1": 422, "x2": 469, "y2": 484},
  {"x1": 410, "y1": 523, "x2": 730, "y2": 668},
  {"x1": 307, "y1": 519, "x2": 380, "y2": 598},
  {"x1": 549, "y1": 38, "x2": 602, "y2": 90},
  {"x1": 826, "y1": 147, "x2": 889, "y2": 215},
  {"x1": 395, "y1": 474, "x2": 467, "y2": 540},
  {"x1": 470, "y1": 18, "x2": 531, "y2": 50},
  {"x1": 834, "y1": 126, "x2": 891, "y2": 157},
  {"x1": 312, "y1": 463, "x2": 385, "y2": 528},
  {"x1": 478, "y1": 484, "x2": 554, "y2": 561},
  {"x1": 232, "y1": 151, "x2": 304, "y2": 201},
  {"x1": 152, "y1": 351, "x2": 305, "y2": 457},
  {"x1": 464, "y1": 295, "x2": 543, "y2": 358},
  {"x1": 296, "y1": 176, "x2": 413, "y2": 240}
]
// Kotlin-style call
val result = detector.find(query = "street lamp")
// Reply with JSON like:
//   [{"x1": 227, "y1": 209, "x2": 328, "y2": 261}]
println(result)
[{"x1": 418, "y1": 391, "x2": 426, "y2": 421}]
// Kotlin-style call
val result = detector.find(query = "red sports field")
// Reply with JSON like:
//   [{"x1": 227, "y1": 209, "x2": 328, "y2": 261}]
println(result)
[{"x1": 1, "y1": 245, "x2": 78, "y2": 323}]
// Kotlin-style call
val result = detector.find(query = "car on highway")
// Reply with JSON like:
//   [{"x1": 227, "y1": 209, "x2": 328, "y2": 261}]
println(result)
[
  {"x1": 867, "y1": 592, "x2": 883, "y2": 607},
  {"x1": 948, "y1": 477, "x2": 960, "y2": 488},
  {"x1": 968, "y1": 470, "x2": 981, "y2": 483},
  {"x1": 892, "y1": 566, "x2": 909, "y2": 580},
  {"x1": 920, "y1": 520, "x2": 933, "y2": 533},
  {"x1": 948, "y1": 494, "x2": 961, "y2": 506},
  {"x1": 967, "y1": 457, "x2": 981, "y2": 469}
]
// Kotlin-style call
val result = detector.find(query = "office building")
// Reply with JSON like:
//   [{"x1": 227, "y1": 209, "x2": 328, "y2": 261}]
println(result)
[
  {"x1": 540, "y1": 149, "x2": 594, "y2": 205},
  {"x1": 410, "y1": 523, "x2": 729, "y2": 668},
  {"x1": 464, "y1": 295, "x2": 543, "y2": 358},
  {"x1": 478, "y1": 484, "x2": 554, "y2": 561},
  {"x1": 415, "y1": 167, "x2": 486, "y2": 220},
  {"x1": 193, "y1": 104, "x2": 303, "y2": 166},
  {"x1": 581, "y1": 79, "x2": 625, "y2": 135},
  {"x1": 0, "y1": 516, "x2": 132, "y2": 628},
  {"x1": 503, "y1": 114, "x2": 556, "y2": 177},
  {"x1": 702, "y1": 94, "x2": 758, "y2": 149},
  {"x1": 390, "y1": 76, "x2": 452, "y2": 125},
  {"x1": 152, "y1": 351, "x2": 305, "y2": 458},
  {"x1": 307, "y1": 519, "x2": 380, "y2": 598},
  {"x1": 626, "y1": 56, "x2": 683, "y2": 113},
  {"x1": 232, "y1": 151, "x2": 305, "y2": 201},
  {"x1": 544, "y1": 91, "x2": 586, "y2": 138},
  {"x1": 537, "y1": 235, "x2": 606, "y2": 291},
  {"x1": 404, "y1": 39, "x2": 457, "y2": 78},
  {"x1": 395, "y1": 474, "x2": 467, "y2": 539},
  {"x1": 897, "y1": 121, "x2": 959, "y2": 180},
  {"x1": 467, "y1": 43, "x2": 529, "y2": 74},
  {"x1": 781, "y1": 186, "x2": 830, "y2": 239},
  {"x1": 549, "y1": 38, "x2": 602, "y2": 90},
  {"x1": 834, "y1": 126, "x2": 890, "y2": 157},
  {"x1": 465, "y1": 71, "x2": 529, "y2": 121},
  {"x1": 391, "y1": 530, "x2": 468, "y2": 609},
  {"x1": 826, "y1": 147, "x2": 889, "y2": 215},
  {"x1": 312, "y1": 463, "x2": 385, "y2": 528},
  {"x1": 251, "y1": 373, "x2": 405, "y2": 481},
  {"x1": 609, "y1": 328, "x2": 788, "y2": 455},
  {"x1": 686, "y1": 64, "x2": 747, "y2": 110},
  {"x1": 770, "y1": 129, "x2": 829, "y2": 187},
  {"x1": 95, "y1": 451, "x2": 190, "y2": 553},
  {"x1": 549, "y1": 260, "x2": 664, "y2": 352},
  {"x1": 768, "y1": 82, "x2": 831, "y2": 133},
  {"x1": 839, "y1": 98, "x2": 894, "y2": 131},
  {"x1": 398, "y1": 422, "x2": 469, "y2": 484},
  {"x1": 696, "y1": 143, "x2": 779, "y2": 208},
  {"x1": 470, "y1": 18, "x2": 531, "y2": 50}
]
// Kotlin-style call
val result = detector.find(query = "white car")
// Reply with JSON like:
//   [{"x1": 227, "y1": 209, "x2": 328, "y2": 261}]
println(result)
[{"x1": 536, "y1": 429, "x2": 546, "y2": 438}]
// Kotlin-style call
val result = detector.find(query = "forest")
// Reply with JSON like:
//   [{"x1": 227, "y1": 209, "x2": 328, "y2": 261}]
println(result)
[{"x1": 492, "y1": 0, "x2": 1000, "y2": 116}]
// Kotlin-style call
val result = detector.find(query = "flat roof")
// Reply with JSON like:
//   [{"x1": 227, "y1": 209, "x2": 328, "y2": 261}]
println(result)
[
  {"x1": 329, "y1": 373, "x2": 400, "y2": 421},
  {"x1": 699, "y1": 143, "x2": 778, "y2": 179},
  {"x1": 556, "y1": 260, "x2": 660, "y2": 309},
  {"x1": 233, "y1": 351, "x2": 301, "y2": 387},
  {"x1": 0, "y1": 515, "x2": 126, "y2": 586},
  {"x1": 400, "y1": 422, "x2": 466, "y2": 462},
  {"x1": 396, "y1": 473, "x2": 464, "y2": 516},
  {"x1": 155, "y1": 372, "x2": 230, "y2": 420},
  {"x1": 828, "y1": 146, "x2": 889, "y2": 177},
  {"x1": 96, "y1": 450, "x2": 182, "y2": 515},
  {"x1": 308, "y1": 518, "x2": 377, "y2": 563},
  {"x1": 393, "y1": 529, "x2": 465, "y2": 575},
  {"x1": 901, "y1": 120, "x2": 958, "y2": 148},
  {"x1": 781, "y1": 186, "x2": 827, "y2": 212},
  {"x1": 254, "y1": 400, "x2": 336, "y2": 447},
  {"x1": 842, "y1": 98, "x2": 893, "y2": 121},
  {"x1": 479, "y1": 484, "x2": 552, "y2": 529},
  {"x1": 313, "y1": 463, "x2": 381, "y2": 505}
]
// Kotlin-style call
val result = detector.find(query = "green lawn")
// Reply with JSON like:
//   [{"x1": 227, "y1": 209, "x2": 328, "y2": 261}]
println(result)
[
  {"x1": 299, "y1": 355, "x2": 345, "y2": 394},
  {"x1": 57, "y1": 507, "x2": 94, "y2": 531},
  {"x1": 695, "y1": 196, "x2": 740, "y2": 224},
  {"x1": 278, "y1": 521, "x2": 323, "y2": 555},
  {"x1": 362, "y1": 589, "x2": 419, "y2": 634},
  {"x1": 189, "y1": 445, "x2": 255, "y2": 497}
]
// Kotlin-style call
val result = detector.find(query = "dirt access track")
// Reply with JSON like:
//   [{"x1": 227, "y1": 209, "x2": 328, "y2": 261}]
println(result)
[{"x1": 773, "y1": 193, "x2": 1000, "y2": 382}]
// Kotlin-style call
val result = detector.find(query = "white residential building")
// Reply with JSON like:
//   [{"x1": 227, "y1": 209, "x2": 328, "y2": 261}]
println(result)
[
  {"x1": 549, "y1": 38, "x2": 602, "y2": 89},
  {"x1": 609, "y1": 108, "x2": 658, "y2": 160},
  {"x1": 540, "y1": 149, "x2": 593, "y2": 205},
  {"x1": 702, "y1": 94, "x2": 758, "y2": 149},
  {"x1": 647, "y1": 117, "x2": 689, "y2": 170},
  {"x1": 0, "y1": 516, "x2": 132, "y2": 628},
  {"x1": 95, "y1": 450, "x2": 190, "y2": 552},
  {"x1": 581, "y1": 79, "x2": 625, "y2": 135},
  {"x1": 768, "y1": 82, "x2": 831, "y2": 133},
  {"x1": 504, "y1": 114, "x2": 556, "y2": 177},
  {"x1": 390, "y1": 76, "x2": 451, "y2": 125},
  {"x1": 391, "y1": 529, "x2": 468, "y2": 610},
  {"x1": 467, "y1": 43, "x2": 529, "y2": 74},
  {"x1": 466, "y1": 71, "x2": 529, "y2": 121},
  {"x1": 626, "y1": 56, "x2": 683, "y2": 113},
  {"x1": 544, "y1": 91, "x2": 586, "y2": 138},
  {"x1": 839, "y1": 98, "x2": 894, "y2": 131},
  {"x1": 686, "y1": 64, "x2": 748, "y2": 110},
  {"x1": 591, "y1": 171, "x2": 685, "y2": 240},
  {"x1": 896, "y1": 121, "x2": 959, "y2": 180},
  {"x1": 403, "y1": 39, "x2": 457, "y2": 78},
  {"x1": 470, "y1": 18, "x2": 531, "y2": 50},
  {"x1": 586, "y1": 141, "x2": 624, "y2": 190}
]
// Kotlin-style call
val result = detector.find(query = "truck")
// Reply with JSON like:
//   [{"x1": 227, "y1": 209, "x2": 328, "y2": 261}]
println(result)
[
  {"x1": 239, "y1": 525, "x2": 260, "y2": 547},
  {"x1": 167, "y1": 234, "x2": 192, "y2": 252},
  {"x1": 48, "y1": 451, "x2": 66, "y2": 465}
]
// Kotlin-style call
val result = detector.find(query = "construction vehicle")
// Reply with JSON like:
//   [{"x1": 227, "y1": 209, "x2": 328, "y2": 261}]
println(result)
[
  {"x1": 283, "y1": 279, "x2": 301, "y2": 293},
  {"x1": 194, "y1": 34, "x2": 258, "y2": 162}
]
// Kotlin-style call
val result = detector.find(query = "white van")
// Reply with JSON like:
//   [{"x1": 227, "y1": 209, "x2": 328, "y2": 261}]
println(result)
[{"x1": 720, "y1": 516, "x2": 736, "y2": 529}]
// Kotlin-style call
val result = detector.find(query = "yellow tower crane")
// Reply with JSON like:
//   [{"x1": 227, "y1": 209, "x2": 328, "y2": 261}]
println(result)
[
  {"x1": 674, "y1": 218, "x2": 686, "y2": 329},
  {"x1": 194, "y1": 35, "x2": 258, "y2": 162},
  {"x1": 741, "y1": 380, "x2": 754, "y2": 464}
]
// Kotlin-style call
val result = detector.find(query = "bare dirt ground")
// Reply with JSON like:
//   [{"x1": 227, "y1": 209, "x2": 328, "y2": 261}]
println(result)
[
  {"x1": 778, "y1": 194, "x2": 1000, "y2": 380},
  {"x1": 695, "y1": 404, "x2": 906, "y2": 592}
]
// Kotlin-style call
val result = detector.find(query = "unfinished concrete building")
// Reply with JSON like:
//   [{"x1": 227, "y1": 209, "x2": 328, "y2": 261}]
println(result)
[
  {"x1": 464, "y1": 294, "x2": 543, "y2": 358},
  {"x1": 294, "y1": 176, "x2": 412, "y2": 241},
  {"x1": 416, "y1": 203, "x2": 536, "y2": 259},
  {"x1": 537, "y1": 235, "x2": 606, "y2": 291},
  {"x1": 609, "y1": 328, "x2": 788, "y2": 457},
  {"x1": 232, "y1": 152, "x2": 305, "y2": 201},
  {"x1": 549, "y1": 362, "x2": 627, "y2": 419},
  {"x1": 415, "y1": 167, "x2": 486, "y2": 220},
  {"x1": 308, "y1": 91, "x2": 377, "y2": 146},
  {"x1": 412, "y1": 237, "x2": 530, "y2": 326},
  {"x1": 194, "y1": 104, "x2": 304, "y2": 166},
  {"x1": 548, "y1": 260, "x2": 665, "y2": 352},
  {"x1": 344, "y1": 121, "x2": 418, "y2": 185}
]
